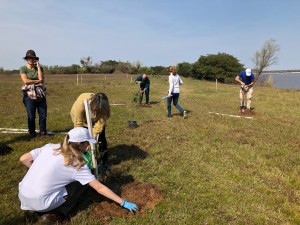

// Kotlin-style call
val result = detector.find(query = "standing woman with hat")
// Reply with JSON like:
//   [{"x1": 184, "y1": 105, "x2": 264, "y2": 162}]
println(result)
[{"x1": 20, "y1": 50, "x2": 47, "y2": 138}]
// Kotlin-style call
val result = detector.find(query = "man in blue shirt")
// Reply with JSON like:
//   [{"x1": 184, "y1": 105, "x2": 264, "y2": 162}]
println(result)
[{"x1": 235, "y1": 68, "x2": 255, "y2": 113}]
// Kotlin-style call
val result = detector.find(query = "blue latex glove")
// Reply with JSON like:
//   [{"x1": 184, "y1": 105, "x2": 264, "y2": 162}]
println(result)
[{"x1": 121, "y1": 200, "x2": 138, "y2": 212}]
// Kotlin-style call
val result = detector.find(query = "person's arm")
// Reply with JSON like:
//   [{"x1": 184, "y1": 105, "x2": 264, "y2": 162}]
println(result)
[
  {"x1": 20, "y1": 74, "x2": 42, "y2": 85},
  {"x1": 36, "y1": 61, "x2": 44, "y2": 83},
  {"x1": 93, "y1": 119, "x2": 105, "y2": 137},
  {"x1": 168, "y1": 76, "x2": 174, "y2": 96},
  {"x1": 135, "y1": 75, "x2": 142, "y2": 84},
  {"x1": 20, "y1": 152, "x2": 34, "y2": 168},
  {"x1": 235, "y1": 75, "x2": 245, "y2": 86},
  {"x1": 89, "y1": 179, "x2": 138, "y2": 211},
  {"x1": 179, "y1": 76, "x2": 183, "y2": 85},
  {"x1": 20, "y1": 66, "x2": 43, "y2": 85}
]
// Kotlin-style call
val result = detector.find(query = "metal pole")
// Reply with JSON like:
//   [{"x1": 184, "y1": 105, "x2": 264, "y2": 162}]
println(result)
[{"x1": 84, "y1": 99, "x2": 99, "y2": 179}]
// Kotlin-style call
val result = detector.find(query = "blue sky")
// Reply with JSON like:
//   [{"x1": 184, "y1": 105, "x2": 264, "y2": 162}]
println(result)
[{"x1": 1, "y1": 0, "x2": 299, "y2": 70}]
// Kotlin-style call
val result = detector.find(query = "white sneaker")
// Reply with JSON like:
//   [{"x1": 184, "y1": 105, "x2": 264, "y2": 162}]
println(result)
[{"x1": 183, "y1": 111, "x2": 187, "y2": 118}]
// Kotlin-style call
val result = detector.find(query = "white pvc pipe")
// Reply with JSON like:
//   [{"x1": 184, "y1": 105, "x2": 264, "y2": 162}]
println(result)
[
  {"x1": 110, "y1": 103, "x2": 126, "y2": 106},
  {"x1": 209, "y1": 112, "x2": 253, "y2": 119},
  {"x1": 84, "y1": 99, "x2": 99, "y2": 178},
  {"x1": 0, "y1": 128, "x2": 67, "y2": 134}
]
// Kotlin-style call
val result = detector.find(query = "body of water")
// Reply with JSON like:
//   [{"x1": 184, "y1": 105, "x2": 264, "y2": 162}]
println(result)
[{"x1": 262, "y1": 73, "x2": 300, "y2": 90}]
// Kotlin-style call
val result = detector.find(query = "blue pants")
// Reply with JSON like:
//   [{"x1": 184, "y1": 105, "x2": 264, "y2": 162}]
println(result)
[
  {"x1": 167, "y1": 93, "x2": 184, "y2": 116},
  {"x1": 23, "y1": 93, "x2": 47, "y2": 134},
  {"x1": 139, "y1": 88, "x2": 150, "y2": 104}
]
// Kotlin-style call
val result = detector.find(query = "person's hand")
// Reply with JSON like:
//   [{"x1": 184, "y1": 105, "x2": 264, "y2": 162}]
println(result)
[
  {"x1": 121, "y1": 200, "x2": 138, "y2": 212},
  {"x1": 240, "y1": 82, "x2": 245, "y2": 86},
  {"x1": 35, "y1": 61, "x2": 40, "y2": 68}
]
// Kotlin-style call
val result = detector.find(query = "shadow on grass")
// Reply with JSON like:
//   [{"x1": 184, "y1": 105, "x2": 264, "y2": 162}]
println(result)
[
  {"x1": 149, "y1": 101, "x2": 160, "y2": 105},
  {"x1": 0, "y1": 214, "x2": 32, "y2": 225},
  {"x1": 109, "y1": 144, "x2": 148, "y2": 166}
]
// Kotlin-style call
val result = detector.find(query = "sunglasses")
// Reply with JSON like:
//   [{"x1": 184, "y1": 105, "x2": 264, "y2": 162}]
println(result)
[{"x1": 26, "y1": 57, "x2": 38, "y2": 61}]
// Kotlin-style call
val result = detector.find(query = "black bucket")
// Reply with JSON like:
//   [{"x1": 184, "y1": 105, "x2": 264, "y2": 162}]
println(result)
[{"x1": 128, "y1": 120, "x2": 138, "y2": 128}]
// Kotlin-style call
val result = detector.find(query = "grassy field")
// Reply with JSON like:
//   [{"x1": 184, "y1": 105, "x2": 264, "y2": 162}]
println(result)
[{"x1": 0, "y1": 73, "x2": 300, "y2": 225}]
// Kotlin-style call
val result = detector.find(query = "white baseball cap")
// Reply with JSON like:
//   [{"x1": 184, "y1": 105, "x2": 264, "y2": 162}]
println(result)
[
  {"x1": 245, "y1": 68, "x2": 252, "y2": 76},
  {"x1": 68, "y1": 127, "x2": 96, "y2": 144}
]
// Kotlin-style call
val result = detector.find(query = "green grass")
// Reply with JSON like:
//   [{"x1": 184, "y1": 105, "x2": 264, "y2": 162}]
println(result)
[{"x1": 0, "y1": 74, "x2": 300, "y2": 224}]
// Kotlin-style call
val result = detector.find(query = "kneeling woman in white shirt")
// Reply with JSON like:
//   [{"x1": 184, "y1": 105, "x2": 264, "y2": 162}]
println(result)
[{"x1": 19, "y1": 127, "x2": 138, "y2": 223}]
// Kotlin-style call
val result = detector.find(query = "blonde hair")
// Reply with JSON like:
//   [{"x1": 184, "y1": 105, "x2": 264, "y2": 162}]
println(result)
[
  {"x1": 54, "y1": 135, "x2": 85, "y2": 170},
  {"x1": 168, "y1": 66, "x2": 177, "y2": 74},
  {"x1": 90, "y1": 92, "x2": 110, "y2": 122}
]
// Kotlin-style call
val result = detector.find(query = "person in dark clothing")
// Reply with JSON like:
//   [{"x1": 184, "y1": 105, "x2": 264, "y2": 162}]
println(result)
[{"x1": 135, "y1": 74, "x2": 150, "y2": 104}]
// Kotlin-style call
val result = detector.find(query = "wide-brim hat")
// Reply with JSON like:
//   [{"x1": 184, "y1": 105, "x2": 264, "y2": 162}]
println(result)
[{"x1": 23, "y1": 50, "x2": 39, "y2": 60}]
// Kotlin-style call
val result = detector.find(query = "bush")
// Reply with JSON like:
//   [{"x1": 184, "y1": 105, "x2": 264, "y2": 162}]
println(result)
[
  {"x1": 192, "y1": 53, "x2": 244, "y2": 83},
  {"x1": 177, "y1": 62, "x2": 193, "y2": 77}
]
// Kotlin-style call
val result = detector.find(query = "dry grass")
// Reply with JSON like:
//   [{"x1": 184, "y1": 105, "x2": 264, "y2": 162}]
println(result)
[{"x1": 0, "y1": 73, "x2": 300, "y2": 224}]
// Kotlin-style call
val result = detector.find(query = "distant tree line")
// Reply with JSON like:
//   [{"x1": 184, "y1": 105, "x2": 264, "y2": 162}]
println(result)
[
  {"x1": 0, "y1": 39, "x2": 283, "y2": 84},
  {"x1": 0, "y1": 53, "x2": 246, "y2": 83}
]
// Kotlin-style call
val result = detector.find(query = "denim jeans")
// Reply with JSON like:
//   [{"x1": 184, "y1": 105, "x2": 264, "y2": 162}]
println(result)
[
  {"x1": 23, "y1": 93, "x2": 47, "y2": 134},
  {"x1": 167, "y1": 93, "x2": 184, "y2": 116},
  {"x1": 139, "y1": 88, "x2": 150, "y2": 104}
]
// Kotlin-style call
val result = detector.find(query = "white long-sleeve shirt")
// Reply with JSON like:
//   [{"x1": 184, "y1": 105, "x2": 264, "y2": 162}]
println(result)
[{"x1": 168, "y1": 73, "x2": 183, "y2": 95}]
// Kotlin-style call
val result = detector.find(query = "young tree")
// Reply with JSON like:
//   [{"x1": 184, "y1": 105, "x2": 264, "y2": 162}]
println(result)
[
  {"x1": 80, "y1": 56, "x2": 93, "y2": 73},
  {"x1": 252, "y1": 39, "x2": 280, "y2": 75}
]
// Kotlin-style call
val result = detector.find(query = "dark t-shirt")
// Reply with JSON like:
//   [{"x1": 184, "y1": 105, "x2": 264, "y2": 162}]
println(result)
[{"x1": 238, "y1": 71, "x2": 254, "y2": 85}]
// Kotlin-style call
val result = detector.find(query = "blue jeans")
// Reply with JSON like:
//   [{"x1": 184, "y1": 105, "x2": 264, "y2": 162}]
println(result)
[
  {"x1": 139, "y1": 88, "x2": 150, "y2": 104},
  {"x1": 23, "y1": 93, "x2": 47, "y2": 134},
  {"x1": 167, "y1": 93, "x2": 184, "y2": 116}
]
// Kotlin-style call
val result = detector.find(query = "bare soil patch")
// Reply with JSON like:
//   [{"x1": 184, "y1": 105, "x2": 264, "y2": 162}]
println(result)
[{"x1": 88, "y1": 181, "x2": 164, "y2": 223}]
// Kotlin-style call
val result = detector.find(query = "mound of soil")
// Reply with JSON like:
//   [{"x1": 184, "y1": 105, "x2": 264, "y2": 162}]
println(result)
[
  {"x1": 242, "y1": 110, "x2": 258, "y2": 116},
  {"x1": 0, "y1": 143, "x2": 13, "y2": 155},
  {"x1": 89, "y1": 181, "x2": 164, "y2": 223}
]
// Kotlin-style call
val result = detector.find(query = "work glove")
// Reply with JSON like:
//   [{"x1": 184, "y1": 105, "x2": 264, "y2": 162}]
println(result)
[{"x1": 121, "y1": 200, "x2": 138, "y2": 212}]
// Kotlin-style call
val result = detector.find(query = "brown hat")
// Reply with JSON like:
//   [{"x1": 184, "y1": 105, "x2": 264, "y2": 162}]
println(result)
[{"x1": 23, "y1": 50, "x2": 39, "y2": 60}]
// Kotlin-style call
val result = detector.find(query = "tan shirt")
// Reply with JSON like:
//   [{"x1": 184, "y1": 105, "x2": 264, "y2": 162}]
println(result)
[{"x1": 70, "y1": 93, "x2": 105, "y2": 136}]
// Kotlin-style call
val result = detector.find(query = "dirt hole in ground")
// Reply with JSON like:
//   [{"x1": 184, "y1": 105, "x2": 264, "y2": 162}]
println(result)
[
  {"x1": 240, "y1": 110, "x2": 258, "y2": 116},
  {"x1": 88, "y1": 181, "x2": 164, "y2": 223}
]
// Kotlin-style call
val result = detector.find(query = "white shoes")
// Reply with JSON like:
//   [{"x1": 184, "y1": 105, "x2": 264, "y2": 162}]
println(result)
[{"x1": 183, "y1": 111, "x2": 187, "y2": 119}]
